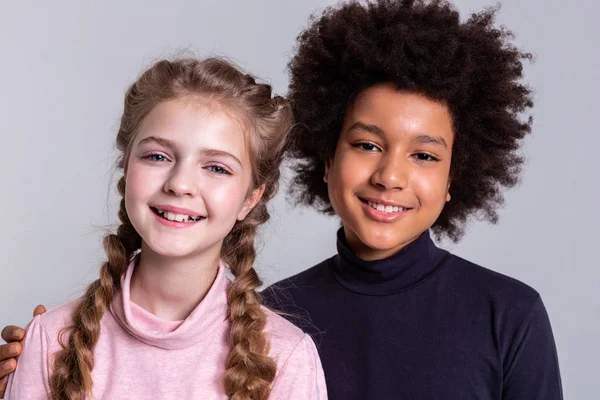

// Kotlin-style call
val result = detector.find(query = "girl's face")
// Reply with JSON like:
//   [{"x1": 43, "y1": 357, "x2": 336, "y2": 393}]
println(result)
[
  {"x1": 326, "y1": 83, "x2": 454, "y2": 260},
  {"x1": 125, "y1": 97, "x2": 262, "y2": 261}
]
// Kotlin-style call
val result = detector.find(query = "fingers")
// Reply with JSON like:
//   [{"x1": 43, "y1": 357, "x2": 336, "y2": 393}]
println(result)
[
  {"x1": 0, "y1": 374, "x2": 8, "y2": 398},
  {"x1": 0, "y1": 327, "x2": 24, "y2": 343},
  {"x1": 0, "y1": 356, "x2": 16, "y2": 378},
  {"x1": 0, "y1": 343, "x2": 21, "y2": 361},
  {"x1": 33, "y1": 305, "x2": 46, "y2": 317}
]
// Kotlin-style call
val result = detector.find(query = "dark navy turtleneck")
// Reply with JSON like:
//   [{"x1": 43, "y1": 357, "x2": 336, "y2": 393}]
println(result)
[{"x1": 262, "y1": 229, "x2": 562, "y2": 400}]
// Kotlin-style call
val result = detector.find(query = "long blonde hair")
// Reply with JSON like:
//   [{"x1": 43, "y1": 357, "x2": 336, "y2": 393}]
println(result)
[{"x1": 49, "y1": 58, "x2": 292, "y2": 400}]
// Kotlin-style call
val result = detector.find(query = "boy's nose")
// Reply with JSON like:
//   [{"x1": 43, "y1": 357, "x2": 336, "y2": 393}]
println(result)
[{"x1": 370, "y1": 154, "x2": 408, "y2": 190}]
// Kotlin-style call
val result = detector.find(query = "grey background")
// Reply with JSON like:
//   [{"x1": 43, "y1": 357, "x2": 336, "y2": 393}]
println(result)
[{"x1": 0, "y1": 0, "x2": 597, "y2": 397}]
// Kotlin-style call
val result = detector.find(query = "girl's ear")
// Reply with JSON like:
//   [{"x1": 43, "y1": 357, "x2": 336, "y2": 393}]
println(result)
[
  {"x1": 446, "y1": 180, "x2": 452, "y2": 202},
  {"x1": 237, "y1": 184, "x2": 266, "y2": 221}
]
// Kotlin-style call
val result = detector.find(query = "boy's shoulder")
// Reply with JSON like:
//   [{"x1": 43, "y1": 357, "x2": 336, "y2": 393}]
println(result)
[
  {"x1": 444, "y1": 252, "x2": 541, "y2": 306},
  {"x1": 264, "y1": 256, "x2": 335, "y2": 291}
]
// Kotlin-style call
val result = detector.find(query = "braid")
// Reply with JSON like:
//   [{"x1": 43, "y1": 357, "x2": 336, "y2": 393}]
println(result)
[
  {"x1": 222, "y1": 199, "x2": 276, "y2": 400},
  {"x1": 50, "y1": 177, "x2": 141, "y2": 400}
]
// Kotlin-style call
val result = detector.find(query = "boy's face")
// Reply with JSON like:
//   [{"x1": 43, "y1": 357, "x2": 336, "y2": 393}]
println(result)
[{"x1": 325, "y1": 83, "x2": 453, "y2": 260}]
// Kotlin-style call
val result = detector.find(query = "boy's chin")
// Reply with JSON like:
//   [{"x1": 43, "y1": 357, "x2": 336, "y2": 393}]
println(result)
[{"x1": 352, "y1": 229, "x2": 424, "y2": 259}]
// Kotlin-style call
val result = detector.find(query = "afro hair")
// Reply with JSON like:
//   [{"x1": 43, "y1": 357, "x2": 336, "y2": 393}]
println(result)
[{"x1": 286, "y1": 0, "x2": 534, "y2": 241}]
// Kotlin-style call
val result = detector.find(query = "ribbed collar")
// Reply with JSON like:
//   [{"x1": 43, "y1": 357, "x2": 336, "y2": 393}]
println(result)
[
  {"x1": 332, "y1": 229, "x2": 449, "y2": 296},
  {"x1": 110, "y1": 260, "x2": 229, "y2": 350}
]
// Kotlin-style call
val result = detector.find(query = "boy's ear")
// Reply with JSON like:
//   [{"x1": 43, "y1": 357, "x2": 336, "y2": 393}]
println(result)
[
  {"x1": 446, "y1": 180, "x2": 452, "y2": 202},
  {"x1": 324, "y1": 159, "x2": 332, "y2": 183},
  {"x1": 237, "y1": 184, "x2": 266, "y2": 221}
]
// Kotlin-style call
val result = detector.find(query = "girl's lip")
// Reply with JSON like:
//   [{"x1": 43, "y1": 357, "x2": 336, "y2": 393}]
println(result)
[
  {"x1": 152, "y1": 204, "x2": 204, "y2": 217},
  {"x1": 152, "y1": 209, "x2": 204, "y2": 228}
]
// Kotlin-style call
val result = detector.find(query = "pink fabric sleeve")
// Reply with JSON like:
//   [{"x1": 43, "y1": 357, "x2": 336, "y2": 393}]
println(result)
[
  {"x1": 5, "y1": 316, "x2": 52, "y2": 399},
  {"x1": 270, "y1": 334, "x2": 328, "y2": 399}
]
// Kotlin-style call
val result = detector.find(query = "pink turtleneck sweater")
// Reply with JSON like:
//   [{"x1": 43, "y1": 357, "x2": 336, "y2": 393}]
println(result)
[{"x1": 6, "y1": 263, "x2": 327, "y2": 399}]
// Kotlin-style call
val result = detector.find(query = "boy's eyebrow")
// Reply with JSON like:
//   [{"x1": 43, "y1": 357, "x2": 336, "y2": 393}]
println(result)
[
  {"x1": 137, "y1": 136, "x2": 242, "y2": 166},
  {"x1": 348, "y1": 122, "x2": 448, "y2": 148},
  {"x1": 347, "y1": 122, "x2": 385, "y2": 136},
  {"x1": 412, "y1": 134, "x2": 448, "y2": 148}
]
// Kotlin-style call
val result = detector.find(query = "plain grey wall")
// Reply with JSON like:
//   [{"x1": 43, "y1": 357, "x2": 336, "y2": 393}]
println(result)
[{"x1": 0, "y1": 0, "x2": 597, "y2": 397}]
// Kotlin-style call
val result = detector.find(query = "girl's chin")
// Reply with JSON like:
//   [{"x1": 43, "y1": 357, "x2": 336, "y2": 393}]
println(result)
[{"x1": 142, "y1": 243, "x2": 200, "y2": 259}]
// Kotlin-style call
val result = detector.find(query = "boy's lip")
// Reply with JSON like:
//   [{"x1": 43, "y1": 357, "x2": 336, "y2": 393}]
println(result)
[
  {"x1": 357, "y1": 195, "x2": 414, "y2": 210},
  {"x1": 359, "y1": 199, "x2": 410, "y2": 222},
  {"x1": 151, "y1": 204, "x2": 204, "y2": 217}
]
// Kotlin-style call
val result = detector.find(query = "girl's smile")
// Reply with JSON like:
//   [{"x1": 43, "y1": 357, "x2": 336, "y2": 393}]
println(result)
[{"x1": 151, "y1": 205, "x2": 205, "y2": 228}]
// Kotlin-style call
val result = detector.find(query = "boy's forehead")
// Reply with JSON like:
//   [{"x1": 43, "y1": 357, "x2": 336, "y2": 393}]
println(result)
[{"x1": 343, "y1": 84, "x2": 454, "y2": 139}]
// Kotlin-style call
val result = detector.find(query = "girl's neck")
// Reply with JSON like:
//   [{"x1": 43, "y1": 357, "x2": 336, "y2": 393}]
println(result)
[{"x1": 129, "y1": 243, "x2": 221, "y2": 321}]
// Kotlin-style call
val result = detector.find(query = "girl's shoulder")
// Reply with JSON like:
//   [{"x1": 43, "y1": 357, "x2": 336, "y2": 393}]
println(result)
[
  {"x1": 261, "y1": 306, "x2": 327, "y2": 397},
  {"x1": 261, "y1": 305, "x2": 319, "y2": 363},
  {"x1": 29, "y1": 299, "x2": 79, "y2": 344}
]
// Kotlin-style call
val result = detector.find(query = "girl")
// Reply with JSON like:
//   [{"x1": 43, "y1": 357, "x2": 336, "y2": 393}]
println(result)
[{"x1": 3, "y1": 57, "x2": 326, "y2": 399}]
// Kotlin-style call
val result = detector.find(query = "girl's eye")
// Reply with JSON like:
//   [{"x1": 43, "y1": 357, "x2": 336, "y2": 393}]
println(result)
[
  {"x1": 143, "y1": 154, "x2": 168, "y2": 162},
  {"x1": 206, "y1": 165, "x2": 230, "y2": 175},
  {"x1": 414, "y1": 153, "x2": 439, "y2": 162},
  {"x1": 353, "y1": 142, "x2": 380, "y2": 152}
]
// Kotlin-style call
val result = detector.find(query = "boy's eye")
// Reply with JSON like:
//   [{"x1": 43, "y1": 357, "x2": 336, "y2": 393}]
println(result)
[
  {"x1": 414, "y1": 153, "x2": 439, "y2": 162},
  {"x1": 353, "y1": 142, "x2": 380, "y2": 152},
  {"x1": 143, "y1": 153, "x2": 168, "y2": 162},
  {"x1": 206, "y1": 165, "x2": 230, "y2": 175}
]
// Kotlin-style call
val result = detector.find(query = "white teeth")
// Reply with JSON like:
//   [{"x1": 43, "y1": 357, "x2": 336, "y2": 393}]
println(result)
[
  {"x1": 155, "y1": 208, "x2": 201, "y2": 222},
  {"x1": 367, "y1": 201, "x2": 405, "y2": 214}
]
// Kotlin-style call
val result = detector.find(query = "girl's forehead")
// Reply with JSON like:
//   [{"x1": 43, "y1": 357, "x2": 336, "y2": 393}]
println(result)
[{"x1": 134, "y1": 99, "x2": 252, "y2": 162}]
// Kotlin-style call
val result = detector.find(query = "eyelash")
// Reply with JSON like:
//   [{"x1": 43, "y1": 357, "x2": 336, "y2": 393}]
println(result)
[
  {"x1": 142, "y1": 153, "x2": 169, "y2": 162},
  {"x1": 352, "y1": 142, "x2": 440, "y2": 162},
  {"x1": 352, "y1": 142, "x2": 381, "y2": 152},
  {"x1": 205, "y1": 165, "x2": 231, "y2": 175},
  {"x1": 413, "y1": 153, "x2": 439, "y2": 162},
  {"x1": 142, "y1": 153, "x2": 232, "y2": 175}
]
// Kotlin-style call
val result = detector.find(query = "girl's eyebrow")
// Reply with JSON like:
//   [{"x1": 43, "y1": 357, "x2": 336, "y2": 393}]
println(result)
[
  {"x1": 200, "y1": 148, "x2": 242, "y2": 167},
  {"x1": 138, "y1": 135, "x2": 175, "y2": 149},
  {"x1": 137, "y1": 135, "x2": 242, "y2": 166},
  {"x1": 348, "y1": 122, "x2": 448, "y2": 148}
]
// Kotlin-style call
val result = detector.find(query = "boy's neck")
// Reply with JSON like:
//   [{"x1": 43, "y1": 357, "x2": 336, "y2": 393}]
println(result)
[
  {"x1": 343, "y1": 226, "x2": 423, "y2": 261},
  {"x1": 129, "y1": 243, "x2": 221, "y2": 321}
]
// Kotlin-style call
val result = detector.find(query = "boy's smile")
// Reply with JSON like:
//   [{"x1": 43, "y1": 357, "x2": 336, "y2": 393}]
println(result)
[{"x1": 325, "y1": 83, "x2": 454, "y2": 260}]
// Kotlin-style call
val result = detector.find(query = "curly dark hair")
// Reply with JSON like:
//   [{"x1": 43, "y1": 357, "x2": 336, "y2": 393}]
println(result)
[{"x1": 286, "y1": 0, "x2": 533, "y2": 241}]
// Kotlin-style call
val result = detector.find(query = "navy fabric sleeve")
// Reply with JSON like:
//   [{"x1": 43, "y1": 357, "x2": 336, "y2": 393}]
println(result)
[{"x1": 502, "y1": 297, "x2": 563, "y2": 400}]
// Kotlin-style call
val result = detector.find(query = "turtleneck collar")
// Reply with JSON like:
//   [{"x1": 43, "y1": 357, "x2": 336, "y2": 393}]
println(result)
[
  {"x1": 332, "y1": 228, "x2": 449, "y2": 296},
  {"x1": 110, "y1": 259, "x2": 229, "y2": 350}
]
